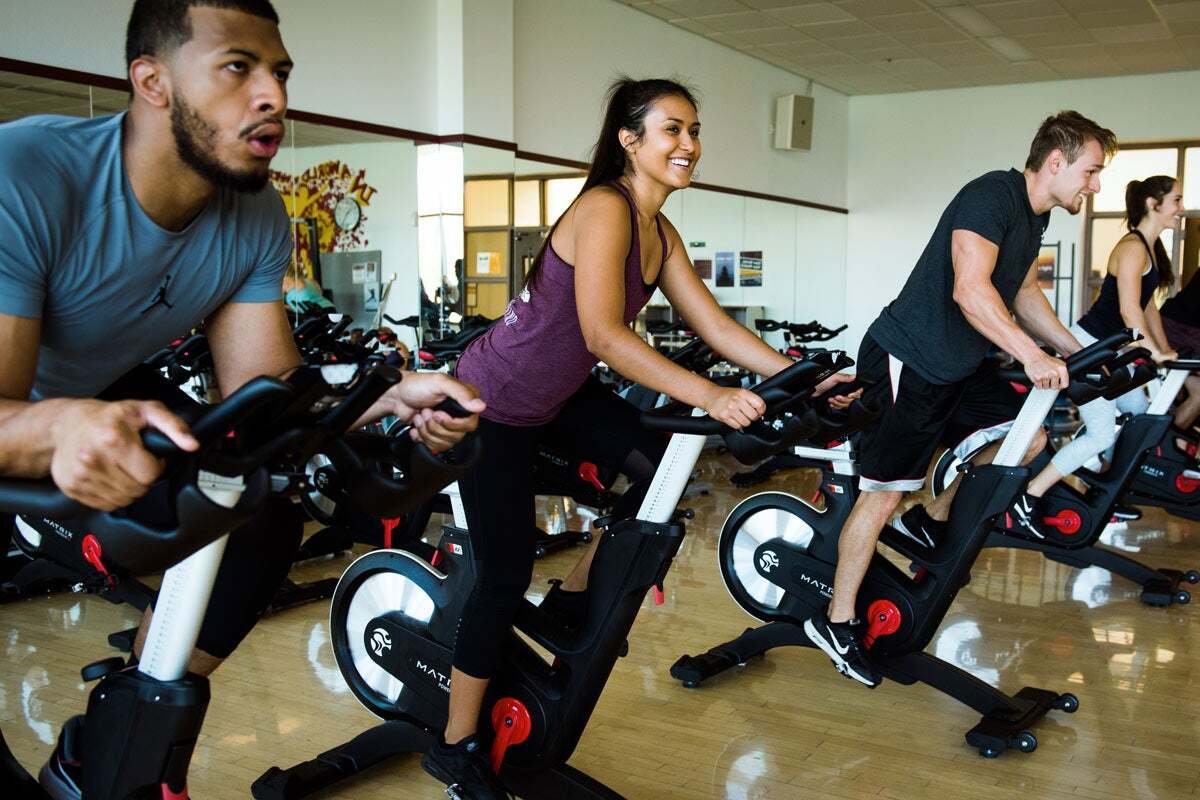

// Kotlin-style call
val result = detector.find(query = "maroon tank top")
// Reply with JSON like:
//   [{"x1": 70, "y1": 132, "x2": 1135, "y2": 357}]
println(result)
[{"x1": 456, "y1": 182, "x2": 666, "y2": 425}]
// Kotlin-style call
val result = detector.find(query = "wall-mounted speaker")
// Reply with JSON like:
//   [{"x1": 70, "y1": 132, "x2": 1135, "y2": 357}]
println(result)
[{"x1": 774, "y1": 94, "x2": 813, "y2": 151}]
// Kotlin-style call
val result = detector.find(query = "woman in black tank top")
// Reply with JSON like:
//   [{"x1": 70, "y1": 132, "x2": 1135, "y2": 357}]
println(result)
[{"x1": 1017, "y1": 176, "x2": 1189, "y2": 516}]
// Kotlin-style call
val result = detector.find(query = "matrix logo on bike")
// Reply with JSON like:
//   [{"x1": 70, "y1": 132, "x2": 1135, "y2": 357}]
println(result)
[
  {"x1": 759, "y1": 550, "x2": 780, "y2": 573},
  {"x1": 369, "y1": 628, "x2": 392, "y2": 656},
  {"x1": 414, "y1": 659, "x2": 452, "y2": 693},
  {"x1": 798, "y1": 573, "x2": 833, "y2": 597}
]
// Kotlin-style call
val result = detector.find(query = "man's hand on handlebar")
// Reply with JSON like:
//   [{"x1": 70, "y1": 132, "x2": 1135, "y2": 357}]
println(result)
[
  {"x1": 49, "y1": 400, "x2": 199, "y2": 511},
  {"x1": 704, "y1": 386, "x2": 766, "y2": 430},
  {"x1": 814, "y1": 373, "x2": 861, "y2": 410},
  {"x1": 1024, "y1": 352, "x2": 1069, "y2": 390},
  {"x1": 390, "y1": 372, "x2": 485, "y2": 453}
]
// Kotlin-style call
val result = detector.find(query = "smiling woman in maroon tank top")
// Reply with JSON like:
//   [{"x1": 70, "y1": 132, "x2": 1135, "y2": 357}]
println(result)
[{"x1": 422, "y1": 78, "x2": 857, "y2": 798}]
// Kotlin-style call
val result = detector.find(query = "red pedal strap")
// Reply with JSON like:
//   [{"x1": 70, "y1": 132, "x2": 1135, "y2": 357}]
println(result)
[
  {"x1": 863, "y1": 599, "x2": 902, "y2": 649},
  {"x1": 489, "y1": 698, "x2": 532, "y2": 773},
  {"x1": 80, "y1": 534, "x2": 115, "y2": 587},
  {"x1": 653, "y1": 583, "x2": 665, "y2": 606},
  {"x1": 380, "y1": 517, "x2": 402, "y2": 549},
  {"x1": 161, "y1": 783, "x2": 188, "y2": 800}
]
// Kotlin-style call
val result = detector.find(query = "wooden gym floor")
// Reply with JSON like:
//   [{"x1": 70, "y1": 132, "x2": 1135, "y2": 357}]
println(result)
[{"x1": 3, "y1": 452, "x2": 1198, "y2": 799}]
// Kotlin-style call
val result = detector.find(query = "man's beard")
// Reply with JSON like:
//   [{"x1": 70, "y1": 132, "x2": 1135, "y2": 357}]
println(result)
[{"x1": 171, "y1": 94, "x2": 269, "y2": 193}]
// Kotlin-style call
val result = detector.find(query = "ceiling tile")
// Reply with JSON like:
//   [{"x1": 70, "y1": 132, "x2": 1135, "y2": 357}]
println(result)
[
  {"x1": 1089, "y1": 21, "x2": 1173, "y2": 42},
  {"x1": 852, "y1": 43, "x2": 920, "y2": 61},
  {"x1": 877, "y1": 56, "x2": 947, "y2": 76},
  {"x1": 974, "y1": 1, "x2": 1066, "y2": 22},
  {"x1": 636, "y1": 3, "x2": 680, "y2": 21},
  {"x1": 1055, "y1": 0, "x2": 1145, "y2": 12},
  {"x1": 1073, "y1": 6, "x2": 1160, "y2": 27},
  {"x1": 831, "y1": 0, "x2": 925, "y2": 17},
  {"x1": 1158, "y1": 1, "x2": 1200, "y2": 22},
  {"x1": 870, "y1": 11, "x2": 945, "y2": 31},
  {"x1": 789, "y1": 50, "x2": 863, "y2": 68},
  {"x1": 1110, "y1": 45, "x2": 1192, "y2": 71},
  {"x1": 922, "y1": 39, "x2": 1008, "y2": 66},
  {"x1": 738, "y1": 0, "x2": 817, "y2": 8},
  {"x1": 993, "y1": 14, "x2": 1090, "y2": 37},
  {"x1": 837, "y1": 74, "x2": 915, "y2": 94},
  {"x1": 828, "y1": 32, "x2": 900, "y2": 51},
  {"x1": 734, "y1": 25, "x2": 816, "y2": 43},
  {"x1": 765, "y1": 4, "x2": 855, "y2": 25},
  {"x1": 1013, "y1": 28, "x2": 1099, "y2": 49},
  {"x1": 699, "y1": 10, "x2": 781, "y2": 30},
  {"x1": 890, "y1": 25, "x2": 972, "y2": 45},
  {"x1": 762, "y1": 38, "x2": 839, "y2": 56},
  {"x1": 670, "y1": 17, "x2": 715, "y2": 33},
  {"x1": 657, "y1": 0, "x2": 748, "y2": 16},
  {"x1": 706, "y1": 31, "x2": 751, "y2": 46},
  {"x1": 801, "y1": 19, "x2": 880, "y2": 38},
  {"x1": 1022, "y1": 41, "x2": 1109, "y2": 60},
  {"x1": 1167, "y1": 19, "x2": 1200, "y2": 34}
]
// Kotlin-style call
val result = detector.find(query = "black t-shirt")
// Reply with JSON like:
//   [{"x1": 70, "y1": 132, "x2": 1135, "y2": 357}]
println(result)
[
  {"x1": 867, "y1": 169, "x2": 1050, "y2": 385},
  {"x1": 1161, "y1": 270, "x2": 1200, "y2": 326}
]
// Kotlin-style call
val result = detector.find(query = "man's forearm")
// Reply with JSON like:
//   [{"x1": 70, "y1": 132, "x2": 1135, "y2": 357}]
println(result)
[
  {"x1": 956, "y1": 282, "x2": 1044, "y2": 364},
  {"x1": 0, "y1": 397, "x2": 71, "y2": 477},
  {"x1": 1013, "y1": 287, "x2": 1081, "y2": 357}
]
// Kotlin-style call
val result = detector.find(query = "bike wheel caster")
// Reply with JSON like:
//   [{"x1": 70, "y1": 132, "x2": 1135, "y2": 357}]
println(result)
[
  {"x1": 979, "y1": 746, "x2": 1002, "y2": 758},
  {"x1": 1184, "y1": 570, "x2": 1200, "y2": 584},
  {"x1": 1013, "y1": 731, "x2": 1037, "y2": 753},
  {"x1": 682, "y1": 680, "x2": 697, "y2": 689},
  {"x1": 618, "y1": 640, "x2": 629, "y2": 658},
  {"x1": 582, "y1": 531, "x2": 593, "y2": 544},
  {"x1": 1053, "y1": 692, "x2": 1079, "y2": 713},
  {"x1": 1175, "y1": 590, "x2": 1190, "y2": 605},
  {"x1": 534, "y1": 546, "x2": 547, "y2": 559}
]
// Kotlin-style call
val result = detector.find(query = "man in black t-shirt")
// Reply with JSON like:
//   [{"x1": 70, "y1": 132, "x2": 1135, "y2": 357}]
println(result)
[{"x1": 805, "y1": 111, "x2": 1118, "y2": 687}]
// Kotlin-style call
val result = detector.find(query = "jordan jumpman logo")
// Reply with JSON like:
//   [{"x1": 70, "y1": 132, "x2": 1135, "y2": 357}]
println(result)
[{"x1": 141, "y1": 274, "x2": 175, "y2": 314}]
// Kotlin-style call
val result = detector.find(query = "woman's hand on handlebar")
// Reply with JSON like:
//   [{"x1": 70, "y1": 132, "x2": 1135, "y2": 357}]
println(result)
[
  {"x1": 392, "y1": 372, "x2": 485, "y2": 452},
  {"x1": 1133, "y1": 338, "x2": 1178, "y2": 364},
  {"x1": 704, "y1": 386, "x2": 765, "y2": 430},
  {"x1": 814, "y1": 372, "x2": 861, "y2": 410},
  {"x1": 49, "y1": 399, "x2": 198, "y2": 511},
  {"x1": 1024, "y1": 352, "x2": 1069, "y2": 390}
]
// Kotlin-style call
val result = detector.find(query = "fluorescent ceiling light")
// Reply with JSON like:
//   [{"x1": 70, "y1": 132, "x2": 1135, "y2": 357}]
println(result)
[
  {"x1": 939, "y1": 5, "x2": 1002, "y2": 37},
  {"x1": 984, "y1": 35, "x2": 1035, "y2": 62}
]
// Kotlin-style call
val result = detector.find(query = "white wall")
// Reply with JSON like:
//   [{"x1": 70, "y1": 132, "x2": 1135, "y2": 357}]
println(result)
[
  {"x1": 284, "y1": 141, "x2": 420, "y2": 343},
  {"x1": 0, "y1": 0, "x2": 441, "y2": 133},
  {"x1": 844, "y1": 70, "x2": 1200, "y2": 354},
  {"x1": 513, "y1": 0, "x2": 849, "y2": 210}
]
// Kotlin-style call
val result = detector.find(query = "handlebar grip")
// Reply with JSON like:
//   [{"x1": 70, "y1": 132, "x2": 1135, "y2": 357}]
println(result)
[
  {"x1": 140, "y1": 429, "x2": 180, "y2": 459},
  {"x1": 434, "y1": 398, "x2": 474, "y2": 418}
]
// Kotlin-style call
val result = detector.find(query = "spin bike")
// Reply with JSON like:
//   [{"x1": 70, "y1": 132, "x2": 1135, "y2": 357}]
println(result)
[
  {"x1": 2, "y1": 362, "x2": 473, "y2": 799},
  {"x1": 250, "y1": 353, "x2": 849, "y2": 800},
  {"x1": 930, "y1": 355, "x2": 1200, "y2": 607},
  {"x1": 670, "y1": 332, "x2": 1149, "y2": 758}
]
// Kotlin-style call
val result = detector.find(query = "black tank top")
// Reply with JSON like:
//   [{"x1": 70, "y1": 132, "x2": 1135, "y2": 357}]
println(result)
[{"x1": 1077, "y1": 230, "x2": 1160, "y2": 339}]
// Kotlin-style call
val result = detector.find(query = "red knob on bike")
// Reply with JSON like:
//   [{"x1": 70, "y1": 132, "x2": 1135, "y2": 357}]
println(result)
[
  {"x1": 864, "y1": 599, "x2": 901, "y2": 649},
  {"x1": 489, "y1": 698, "x2": 532, "y2": 774},
  {"x1": 1041, "y1": 509, "x2": 1082, "y2": 535},
  {"x1": 578, "y1": 462, "x2": 605, "y2": 492},
  {"x1": 80, "y1": 534, "x2": 115, "y2": 588},
  {"x1": 419, "y1": 350, "x2": 435, "y2": 363},
  {"x1": 380, "y1": 517, "x2": 402, "y2": 549}
]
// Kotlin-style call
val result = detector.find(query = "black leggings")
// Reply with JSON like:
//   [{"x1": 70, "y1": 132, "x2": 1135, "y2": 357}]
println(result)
[
  {"x1": 453, "y1": 377, "x2": 666, "y2": 678},
  {"x1": 101, "y1": 366, "x2": 304, "y2": 659}
]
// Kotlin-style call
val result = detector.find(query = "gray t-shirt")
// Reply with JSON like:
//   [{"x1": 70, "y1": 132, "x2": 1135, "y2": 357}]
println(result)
[
  {"x1": 0, "y1": 112, "x2": 291, "y2": 399},
  {"x1": 867, "y1": 169, "x2": 1050, "y2": 385}
]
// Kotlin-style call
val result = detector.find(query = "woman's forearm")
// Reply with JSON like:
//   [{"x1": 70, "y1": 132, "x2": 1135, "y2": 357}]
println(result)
[{"x1": 592, "y1": 327, "x2": 716, "y2": 408}]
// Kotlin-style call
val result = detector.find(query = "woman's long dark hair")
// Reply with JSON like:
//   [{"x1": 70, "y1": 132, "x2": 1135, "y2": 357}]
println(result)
[
  {"x1": 520, "y1": 77, "x2": 699, "y2": 292},
  {"x1": 1125, "y1": 175, "x2": 1177, "y2": 287}
]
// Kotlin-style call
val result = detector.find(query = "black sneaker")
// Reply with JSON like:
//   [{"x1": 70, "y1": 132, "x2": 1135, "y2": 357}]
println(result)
[
  {"x1": 1008, "y1": 492, "x2": 1046, "y2": 540},
  {"x1": 803, "y1": 611, "x2": 881, "y2": 687},
  {"x1": 1111, "y1": 503, "x2": 1142, "y2": 522},
  {"x1": 38, "y1": 715, "x2": 84, "y2": 800},
  {"x1": 421, "y1": 734, "x2": 512, "y2": 800},
  {"x1": 892, "y1": 504, "x2": 945, "y2": 549},
  {"x1": 537, "y1": 579, "x2": 589, "y2": 630}
]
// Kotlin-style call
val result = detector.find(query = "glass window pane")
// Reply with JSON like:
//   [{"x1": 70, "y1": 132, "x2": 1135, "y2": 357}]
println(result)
[
  {"x1": 1089, "y1": 217, "x2": 1128, "y2": 285},
  {"x1": 514, "y1": 180, "x2": 541, "y2": 227},
  {"x1": 1185, "y1": 148, "x2": 1199, "y2": 210},
  {"x1": 1092, "y1": 148, "x2": 1178, "y2": 212},
  {"x1": 544, "y1": 177, "x2": 585, "y2": 224},
  {"x1": 464, "y1": 179, "x2": 510, "y2": 227}
]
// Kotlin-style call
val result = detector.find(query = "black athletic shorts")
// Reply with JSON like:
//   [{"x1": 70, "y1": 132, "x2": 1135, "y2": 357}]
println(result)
[{"x1": 854, "y1": 335, "x2": 1025, "y2": 492}]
